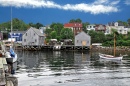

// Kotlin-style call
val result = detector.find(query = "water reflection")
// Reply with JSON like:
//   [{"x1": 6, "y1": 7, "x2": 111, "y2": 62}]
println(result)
[
  {"x1": 14, "y1": 50, "x2": 130, "y2": 86},
  {"x1": 16, "y1": 51, "x2": 125, "y2": 72}
]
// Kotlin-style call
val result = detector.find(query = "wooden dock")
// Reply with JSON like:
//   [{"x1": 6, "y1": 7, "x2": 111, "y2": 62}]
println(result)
[
  {"x1": 0, "y1": 57, "x2": 18, "y2": 86},
  {"x1": 22, "y1": 45, "x2": 90, "y2": 51}
]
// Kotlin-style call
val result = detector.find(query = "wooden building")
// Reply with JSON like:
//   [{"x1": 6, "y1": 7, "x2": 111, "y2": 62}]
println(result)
[
  {"x1": 22, "y1": 27, "x2": 45, "y2": 46},
  {"x1": 75, "y1": 31, "x2": 91, "y2": 47}
]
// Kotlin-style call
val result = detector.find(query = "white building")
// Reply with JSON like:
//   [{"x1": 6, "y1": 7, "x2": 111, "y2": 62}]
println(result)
[
  {"x1": 86, "y1": 24, "x2": 95, "y2": 31},
  {"x1": 105, "y1": 22, "x2": 128, "y2": 35}
]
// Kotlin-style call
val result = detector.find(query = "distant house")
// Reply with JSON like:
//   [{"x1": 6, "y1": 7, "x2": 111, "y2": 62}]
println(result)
[
  {"x1": 95, "y1": 24, "x2": 106, "y2": 33},
  {"x1": 22, "y1": 27, "x2": 45, "y2": 46},
  {"x1": 64, "y1": 23, "x2": 82, "y2": 35},
  {"x1": 39, "y1": 25, "x2": 50, "y2": 34},
  {"x1": 75, "y1": 31, "x2": 91, "y2": 47},
  {"x1": 86, "y1": 24, "x2": 95, "y2": 31},
  {"x1": 8, "y1": 31, "x2": 25, "y2": 43},
  {"x1": 106, "y1": 22, "x2": 128, "y2": 35}
]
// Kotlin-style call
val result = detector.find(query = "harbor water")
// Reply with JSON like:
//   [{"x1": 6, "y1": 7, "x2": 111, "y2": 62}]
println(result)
[{"x1": 13, "y1": 50, "x2": 130, "y2": 86}]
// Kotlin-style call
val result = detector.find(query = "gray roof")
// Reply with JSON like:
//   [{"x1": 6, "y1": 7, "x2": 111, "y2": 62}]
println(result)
[
  {"x1": 11, "y1": 31, "x2": 26, "y2": 34},
  {"x1": 31, "y1": 27, "x2": 44, "y2": 36}
]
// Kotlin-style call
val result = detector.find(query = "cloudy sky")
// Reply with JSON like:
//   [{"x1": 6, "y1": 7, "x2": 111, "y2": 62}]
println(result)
[{"x1": 0, "y1": 0, "x2": 130, "y2": 25}]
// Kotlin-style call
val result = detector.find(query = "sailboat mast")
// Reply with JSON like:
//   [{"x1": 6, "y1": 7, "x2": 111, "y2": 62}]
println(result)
[
  {"x1": 10, "y1": 6, "x2": 13, "y2": 44},
  {"x1": 114, "y1": 33, "x2": 116, "y2": 57}
]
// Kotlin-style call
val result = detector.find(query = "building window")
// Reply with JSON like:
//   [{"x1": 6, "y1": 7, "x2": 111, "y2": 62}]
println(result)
[
  {"x1": 35, "y1": 39, "x2": 37, "y2": 42},
  {"x1": 34, "y1": 33, "x2": 35, "y2": 36},
  {"x1": 77, "y1": 40, "x2": 78, "y2": 43},
  {"x1": 26, "y1": 33, "x2": 27, "y2": 36}
]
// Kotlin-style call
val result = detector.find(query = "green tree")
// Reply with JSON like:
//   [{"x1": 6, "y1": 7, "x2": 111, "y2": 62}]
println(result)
[
  {"x1": 88, "y1": 30, "x2": 106, "y2": 43},
  {"x1": 69, "y1": 18, "x2": 82, "y2": 23},
  {"x1": 50, "y1": 31, "x2": 57, "y2": 39},
  {"x1": 60, "y1": 28, "x2": 73, "y2": 39},
  {"x1": 0, "y1": 18, "x2": 28, "y2": 31},
  {"x1": 28, "y1": 22, "x2": 43, "y2": 29}
]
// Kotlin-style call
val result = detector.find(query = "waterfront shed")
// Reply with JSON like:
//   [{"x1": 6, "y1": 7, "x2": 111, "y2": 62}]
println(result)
[
  {"x1": 22, "y1": 27, "x2": 44, "y2": 46},
  {"x1": 75, "y1": 31, "x2": 91, "y2": 47}
]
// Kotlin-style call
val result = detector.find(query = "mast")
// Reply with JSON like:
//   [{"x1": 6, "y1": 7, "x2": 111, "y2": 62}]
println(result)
[
  {"x1": 114, "y1": 33, "x2": 116, "y2": 57},
  {"x1": 11, "y1": 6, "x2": 13, "y2": 43}
]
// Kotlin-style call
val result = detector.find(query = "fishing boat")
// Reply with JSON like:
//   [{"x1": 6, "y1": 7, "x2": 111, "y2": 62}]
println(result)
[{"x1": 99, "y1": 33, "x2": 123, "y2": 60}]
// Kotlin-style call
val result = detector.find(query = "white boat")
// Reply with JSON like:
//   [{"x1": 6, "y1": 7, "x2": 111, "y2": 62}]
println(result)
[
  {"x1": 5, "y1": 51, "x2": 17, "y2": 63},
  {"x1": 99, "y1": 53, "x2": 123, "y2": 60},
  {"x1": 1, "y1": 44, "x2": 17, "y2": 63},
  {"x1": 99, "y1": 33, "x2": 123, "y2": 60},
  {"x1": 53, "y1": 45, "x2": 61, "y2": 50}
]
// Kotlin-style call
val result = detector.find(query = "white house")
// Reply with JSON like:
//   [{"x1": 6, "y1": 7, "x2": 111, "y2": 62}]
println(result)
[
  {"x1": 22, "y1": 27, "x2": 45, "y2": 46},
  {"x1": 86, "y1": 24, "x2": 95, "y2": 31},
  {"x1": 105, "y1": 22, "x2": 128, "y2": 35}
]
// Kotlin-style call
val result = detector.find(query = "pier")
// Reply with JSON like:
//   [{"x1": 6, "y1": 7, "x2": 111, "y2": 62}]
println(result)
[
  {"x1": 0, "y1": 57, "x2": 18, "y2": 86},
  {"x1": 22, "y1": 45, "x2": 90, "y2": 51}
]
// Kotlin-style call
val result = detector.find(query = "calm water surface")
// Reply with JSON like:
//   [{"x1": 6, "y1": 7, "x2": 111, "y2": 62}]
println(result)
[{"x1": 13, "y1": 50, "x2": 130, "y2": 86}]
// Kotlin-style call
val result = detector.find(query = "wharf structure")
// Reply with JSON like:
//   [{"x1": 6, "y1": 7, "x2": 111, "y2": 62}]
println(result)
[
  {"x1": 20, "y1": 28, "x2": 91, "y2": 51},
  {"x1": 22, "y1": 45, "x2": 90, "y2": 51}
]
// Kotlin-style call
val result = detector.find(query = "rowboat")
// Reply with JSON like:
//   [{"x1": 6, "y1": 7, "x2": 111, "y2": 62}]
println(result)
[
  {"x1": 99, "y1": 33, "x2": 123, "y2": 60},
  {"x1": 99, "y1": 53, "x2": 123, "y2": 60}
]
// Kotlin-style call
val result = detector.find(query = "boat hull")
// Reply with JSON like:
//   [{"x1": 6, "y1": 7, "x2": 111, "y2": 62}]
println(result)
[
  {"x1": 5, "y1": 52, "x2": 17, "y2": 64},
  {"x1": 99, "y1": 53, "x2": 123, "y2": 60}
]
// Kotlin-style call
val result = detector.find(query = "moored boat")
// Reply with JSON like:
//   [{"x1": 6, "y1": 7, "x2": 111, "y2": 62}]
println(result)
[
  {"x1": 99, "y1": 53, "x2": 123, "y2": 60},
  {"x1": 5, "y1": 51, "x2": 17, "y2": 64},
  {"x1": 99, "y1": 32, "x2": 123, "y2": 60}
]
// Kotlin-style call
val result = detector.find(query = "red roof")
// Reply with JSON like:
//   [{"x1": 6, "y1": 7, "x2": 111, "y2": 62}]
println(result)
[{"x1": 64, "y1": 23, "x2": 82, "y2": 28}]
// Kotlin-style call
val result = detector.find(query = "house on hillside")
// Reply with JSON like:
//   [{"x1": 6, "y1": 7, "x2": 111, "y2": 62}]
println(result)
[
  {"x1": 106, "y1": 22, "x2": 128, "y2": 35},
  {"x1": 75, "y1": 31, "x2": 91, "y2": 47},
  {"x1": 95, "y1": 24, "x2": 106, "y2": 33},
  {"x1": 39, "y1": 25, "x2": 50, "y2": 34},
  {"x1": 64, "y1": 23, "x2": 82, "y2": 35},
  {"x1": 8, "y1": 31, "x2": 25, "y2": 43},
  {"x1": 86, "y1": 24, "x2": 96, "y2": 31},
  {"x1": 22, "y1": 27, "x2": 45, "y2": 46}
]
